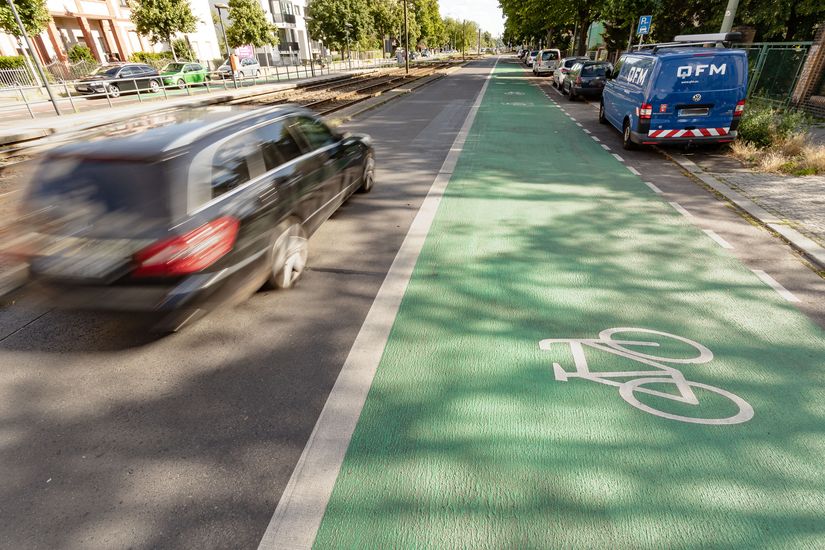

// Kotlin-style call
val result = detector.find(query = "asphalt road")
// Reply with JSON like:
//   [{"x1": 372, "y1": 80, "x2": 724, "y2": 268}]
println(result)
[{"x1": 0, "y1": 58, "x2": 497, "y2": 550}]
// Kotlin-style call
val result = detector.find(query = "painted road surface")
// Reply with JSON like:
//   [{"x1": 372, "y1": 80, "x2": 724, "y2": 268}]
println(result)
[{"x1": 306, "y1": 60, "x2": 825, "y2": 547}]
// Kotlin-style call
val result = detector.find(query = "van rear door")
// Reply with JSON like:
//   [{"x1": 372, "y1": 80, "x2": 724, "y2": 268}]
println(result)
[{"x1": 647, "y1": 51, "x2": 747, "y2": 137}]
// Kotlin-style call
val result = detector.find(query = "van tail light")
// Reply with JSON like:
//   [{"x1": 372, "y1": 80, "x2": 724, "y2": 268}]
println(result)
[
  {"x1": 133, "y1": 216, "x2": 240, "y2": 277},
  {"x1": 734, "y1": 99, "x2": 746, "y2": 117},
  {"x1": 638, "y1": 103, "x2": 653, "y2": 119}
]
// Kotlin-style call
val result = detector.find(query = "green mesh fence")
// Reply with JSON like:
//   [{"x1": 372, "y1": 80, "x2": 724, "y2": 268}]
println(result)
[{"x1": 736, "y1": 43, "x2": 812, "y2": 106}]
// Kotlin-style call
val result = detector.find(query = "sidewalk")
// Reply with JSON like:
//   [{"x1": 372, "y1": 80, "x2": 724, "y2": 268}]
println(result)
[{"x1": 269, "y1": 60, "x2": 825, "y2": 548}]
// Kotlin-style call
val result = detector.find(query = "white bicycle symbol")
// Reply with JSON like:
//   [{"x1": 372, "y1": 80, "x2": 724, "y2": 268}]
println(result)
[{"x1": 539, "y1": 328, "x2": 754, "y2": 425}]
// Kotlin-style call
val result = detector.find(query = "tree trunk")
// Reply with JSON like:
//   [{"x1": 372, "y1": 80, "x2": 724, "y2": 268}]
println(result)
[
  {"x1": 170, "y1": 38, "x2": 178, "y2": 61},
  {"x1": 784, "y1": 2, "x2": 799, "y2": 41},
  {"x1": 576, "y1": 17, "x2": 590, "y2": 56}
]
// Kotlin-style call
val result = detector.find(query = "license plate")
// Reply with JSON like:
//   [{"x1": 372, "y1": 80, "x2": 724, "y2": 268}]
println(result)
[
  {"x1": 76, "y1": 86, "x2": 89, "y2": 92},
  {"x1": 34, "y1": 236, "x2": 142, "y2": 281},
  {"x1": 679, "y1": 107, "x2": 709, "y2": 116}
]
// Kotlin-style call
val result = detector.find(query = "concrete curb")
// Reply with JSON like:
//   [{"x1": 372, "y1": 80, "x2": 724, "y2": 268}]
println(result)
[{"x1": 661, "y1": 149, "x2": 825, "y2": 270}]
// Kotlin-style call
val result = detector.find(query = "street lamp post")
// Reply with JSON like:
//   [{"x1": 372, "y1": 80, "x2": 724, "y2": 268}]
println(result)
[
  {"x1": 403, "y1": 0, "x2": 409, "y2": 74},
  {"x1": 304, "y1": 15, "x2": 316, "y2": 77},
  {"x1": 5, "y1": 0, "x2": 60, "y2": 116},
  {"x1": 344, "y1": 22, "x2": 353, "y2": 71},
  {"x1": 214, "y1": 3, "x2": 237, "y2": 89}
]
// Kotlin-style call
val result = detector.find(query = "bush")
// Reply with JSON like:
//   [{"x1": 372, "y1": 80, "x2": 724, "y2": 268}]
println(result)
[
  {"x1": 0, "y1": 55, "x2": 26, "y2": 69},
  {"x1": 737, "y1": 102, "x2": 811, "y2": 148},
  {"x1": 130, "y1": 51, "x2": 173, "y2": 63},
  {"x1": 67, "y1": 44, "x2": 95, "y2": 63},
  {"x1": 171, "y1": 38, "x2": 195, "y2": 61}
]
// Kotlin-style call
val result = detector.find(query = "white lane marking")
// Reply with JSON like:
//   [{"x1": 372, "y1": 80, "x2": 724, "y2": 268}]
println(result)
[
  {"x1": 702, "y1": 229, "x2": 734, "y2": 249},
  {"x1": 601, "y1": 144, "x2": 611, "y2": 151},
  {"x1": 583, "y1": 129, "x2": 591, "y2": 134},
  {"x1": 668, "y1": 202, "x2": 695, "y2": 219},
  {"x1": 612, "y1": 153, "x2": 625, "y2": 162},
  {"x1": 752, "y1": 270, "x2": 801, "y2": 303},
  {"x1": 591, "y1": 136, "x2": 601, "y2": 142},
  {"x1": 576, "y1": 122, "x2": 583, "y2": 127},
  {"x1": 256, "y1": 58, "x2": 500, "y2": 550},
  {"x1": 627, "y1": 166, "x2": 641, "y2": 176},
  {"x1": 644, "y1": 181, "x2": 663, "y2": 194}
]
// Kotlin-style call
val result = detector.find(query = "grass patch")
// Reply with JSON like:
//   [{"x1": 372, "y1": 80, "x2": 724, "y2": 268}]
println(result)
[{"x1": 731, "y1": 103, "x2": 825, "y2": 176}]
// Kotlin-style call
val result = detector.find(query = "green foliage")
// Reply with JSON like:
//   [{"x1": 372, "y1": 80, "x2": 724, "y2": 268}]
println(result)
[
  {"x1": 307, "y1": 0, "x2": 372, "y2": 51},
  {"x1": 0, "y1": 55, "x2": 26, "y2": 69},
  {"x1": 738, "y1": 103, "x2": 810, "y2": 148},
  {"x1": 0, "y1": 0, "x2": 50, "y2": 37},
  {"x1": 130, "y1": 50, "x2": 173, "y2": 63},
  {"x1": 129, "y1": 0, "x2": 198, "y2": 58},
  {"x1": 225, "y1": 0, "x2": 278, "y2": 48},
  {"x1": 67, "y1": 44, "x2": 95, "y2": 63},
  {"x1": 171, "y1": 37, "x2": 195, "y2": 60}
]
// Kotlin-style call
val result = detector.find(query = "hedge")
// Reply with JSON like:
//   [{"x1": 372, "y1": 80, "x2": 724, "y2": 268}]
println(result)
[{"x1": 0, "y1": 56, "x2": 27, "y2": 70}]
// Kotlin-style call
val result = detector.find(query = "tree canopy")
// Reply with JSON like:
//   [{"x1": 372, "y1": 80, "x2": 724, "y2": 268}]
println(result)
[
  {"x1": 225, "y1": 0, "x2": 278, "y2": 48},
  {"x1": 129, "y1": 0, "x2": 198, "y2": 60},
  {"x1": 0, "y1": 0, "x2": 50, "y2": 37}
]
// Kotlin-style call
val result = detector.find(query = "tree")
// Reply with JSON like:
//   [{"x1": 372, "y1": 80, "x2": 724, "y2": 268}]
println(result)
[
  {"x1": 225, "y1": 0, "x2": 278, "y2": 48},
  {"x1": 306, "y1": 0, "x2": 372, "y2": 51},
  {"x1": 129, "y1": 0, "x2": 198, "y2": 61},
  {"x1": 0, "y1": 0, "x2": 49, "y2": 37},
  {"x1": 67, "y1": 44, "x2": 95, "y2": 63}
]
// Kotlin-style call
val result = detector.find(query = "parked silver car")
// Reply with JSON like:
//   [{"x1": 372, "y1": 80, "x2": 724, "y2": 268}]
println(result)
[{"x1": 217, "y1": 57, "x2": 261, "y2": 80}]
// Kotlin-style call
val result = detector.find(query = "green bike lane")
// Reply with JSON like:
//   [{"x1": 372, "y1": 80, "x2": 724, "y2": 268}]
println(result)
[{"x1": 310, "y1": 61, "x2": 825, "y2": 547}]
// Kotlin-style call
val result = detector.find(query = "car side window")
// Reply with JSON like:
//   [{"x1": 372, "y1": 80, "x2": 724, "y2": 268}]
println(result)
[
  {"x1": 257, "y1": 119, "x2": 304, "y2": 171},
  {"x1": 119, "y1": 66, "x2": 135, "y2": 77},
  {"x1": 291, "y1": 116, "x2": 337, "y2": 152},
  {"x1": 211, "y1": 136, "x2": 256, "y2": 198},
  {"x1": 192, "y1": 64, "x2": 203, "y2": 71}
]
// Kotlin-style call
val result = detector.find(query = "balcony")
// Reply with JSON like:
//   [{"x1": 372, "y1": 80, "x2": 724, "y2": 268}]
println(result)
[
  {"x1": 273, "y1": 12, "x2": 296, "y2": 25},
  {"x1": 278, "y1": 41, "x2": 300, "y2": 53}
]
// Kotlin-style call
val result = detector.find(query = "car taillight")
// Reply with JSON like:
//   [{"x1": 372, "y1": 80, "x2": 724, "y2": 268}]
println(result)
[
  {"x1": 133, "y1": 216, "x2": 240, "y2": 277},
  {"x1": 638, "y1": 103, "x2": 653, "y2": 119},
  {"x1": 561, "y1": 68, "x2": 568, "y2": 73},
  {"x1": 575, "y1": 76, "x2": 582, "y2": 85},
  {"x1": 734, "y1": 99, "x2": 746, "y2": 116}
]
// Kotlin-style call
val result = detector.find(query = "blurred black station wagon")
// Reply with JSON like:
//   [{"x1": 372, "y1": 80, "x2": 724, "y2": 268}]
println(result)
[{"x1": 21, "y1": 105, "x2": 375, "y2": 330}]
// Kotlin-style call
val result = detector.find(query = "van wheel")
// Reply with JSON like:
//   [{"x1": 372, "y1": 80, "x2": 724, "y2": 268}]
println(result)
[
  {"x1": 622, "y1": 120, "x2": 637, "y2": 150},
  {"x1": 266, "y1": 221, "x2": 308, "y2": 289},
  {"x1": 598, "y1": 101, "x2": 608, "y2": 124}
]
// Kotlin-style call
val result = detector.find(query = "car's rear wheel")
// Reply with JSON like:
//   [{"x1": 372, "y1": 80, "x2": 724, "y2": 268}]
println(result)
[
  {"x1": 622, "y1": 119, "x2": 637, "y2": 150},
  {"x1": 107, "y1": 84, "x2": 120, "y2": 98},
  {"x1": 176, "y1": 78, "x2": 186, "y2": 90},
  {"x1": 598, "y1": 101, "x2": 608, "y2": 124},
  {"x1": 267, "y1": 221, "x2": 308, "y2": 289},
  {"x1": 148, "y1": 79, "x2": 160, "y2": 93},
  {"x1": 568, "y1": 86, "x2": 576, "y2": 101},
  {"x1": 358, "y1": 154, "x2": 375, "y2": 194}
]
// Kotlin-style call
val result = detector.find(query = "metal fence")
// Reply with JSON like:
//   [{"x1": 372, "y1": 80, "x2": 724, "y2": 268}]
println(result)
[
  {"x1": 735, "y1": 42, "x2": 813, "y2": 106},
  {"x1": 0, "y1": 56, "x2": 399, "y2": 120},
  {"x1": 0, "y1": 67, "x2": 35, "y2": 88}
]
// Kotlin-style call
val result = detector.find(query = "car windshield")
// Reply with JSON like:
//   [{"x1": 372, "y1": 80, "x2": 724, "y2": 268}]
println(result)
[
  {"x1": 162, "y1": 63, "x2": 185, "y2": 72},
  {"x1": 91, "y1": 66, "x2": 121, "y2": 76},
  {"x1": 582, "y1": 64, "x2": 609, "y2": 77}
]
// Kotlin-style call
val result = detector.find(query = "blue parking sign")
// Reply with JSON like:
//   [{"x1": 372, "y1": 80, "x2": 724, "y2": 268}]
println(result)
[{"x1": 637, "y1": 15, "x2": 652, "y2": 36}]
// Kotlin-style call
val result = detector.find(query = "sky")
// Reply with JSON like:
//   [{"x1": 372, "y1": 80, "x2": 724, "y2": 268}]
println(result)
[{"x1": 439, "y1": 0, "x2": 505, "y2": 37}]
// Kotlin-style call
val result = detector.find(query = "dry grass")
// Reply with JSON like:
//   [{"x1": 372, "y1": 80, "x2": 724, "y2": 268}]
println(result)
[{"x1": 730, "y1": 132, "x2": 825, "y2": 176}]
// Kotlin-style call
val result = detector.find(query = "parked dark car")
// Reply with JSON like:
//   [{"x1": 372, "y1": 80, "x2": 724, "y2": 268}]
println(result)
[
  {"x1": 562, "y1": 61, "x2": 612, "y2": 100},
  {"x1": 74, "y1": 63, "x2": 162, "y2": 98},
  {"x1": 19, "y1": 105, "x2": 375, "y2": 331}
]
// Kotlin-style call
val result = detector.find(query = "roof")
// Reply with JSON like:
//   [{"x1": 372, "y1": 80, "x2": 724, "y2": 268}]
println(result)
[
  {"x1": 47, "y1": 105, "x2": 302, "y2": 160},
  {"x1": 630, "y1": 46, "x2": 747, "y2": 58}
]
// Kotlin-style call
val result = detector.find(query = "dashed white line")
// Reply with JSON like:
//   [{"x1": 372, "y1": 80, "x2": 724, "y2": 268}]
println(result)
[
  {"x1": 612, "y1": 153, "x2": 625, "y2": 162},
  {"x1": 601, "y1": 144, "x2": 611, "y2": 151},
  {"x1": 591, "y1": 136, "x2": 601, "y2": 142},
  {"x1": 575, "y1": 122, "x2": 583, "y2": 127},
  {"x1": 668, "y1": 201, "x2": 695, "y2": 219},
  {"x1": 583, "y1": 129, "x2": 591, "y2": 134},
  {"x1": 627, "y1": 166, "x2": 641, "y2": 176},
  {"x1": 644, "y1": 181, "x2": 663, "y2": 194},
  {"x1": 752, "y1": 270, "x2": 801, "y2": 303},
  {"x1": 702, "y1": 229, "x2": 734, "y2": 249}
]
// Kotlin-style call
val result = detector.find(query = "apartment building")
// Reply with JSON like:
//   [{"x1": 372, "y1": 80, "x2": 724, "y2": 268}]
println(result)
[{"x1": 0, "y1": 0, "x2": 220, "y2": 64}]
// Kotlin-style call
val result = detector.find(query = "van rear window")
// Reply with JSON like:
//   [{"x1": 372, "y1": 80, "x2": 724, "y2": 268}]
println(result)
[
  {"x1": 655, "y1": 55, "x2": 746, "y2": 93},
  {"x1": 542, "y1": 51, "x2": 558, "y2": 61}
]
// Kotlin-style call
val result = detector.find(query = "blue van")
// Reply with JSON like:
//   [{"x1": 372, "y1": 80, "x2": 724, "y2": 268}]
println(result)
[{"x1": 599, "y1": 33, "x2": 748, "y2": 149}]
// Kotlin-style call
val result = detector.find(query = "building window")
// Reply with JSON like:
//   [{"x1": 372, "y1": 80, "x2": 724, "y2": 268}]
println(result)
[{"x1": 119, "y1": 0, "x2": 128, "y2": 6}]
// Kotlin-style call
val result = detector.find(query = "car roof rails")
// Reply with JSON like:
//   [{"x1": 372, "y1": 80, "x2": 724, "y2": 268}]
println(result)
[{"x1": 631, "y1": 32, "x2": 743, "y2": 53}]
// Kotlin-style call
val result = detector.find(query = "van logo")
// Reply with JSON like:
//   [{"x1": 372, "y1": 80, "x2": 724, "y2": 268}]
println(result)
[
  {"x1": 692, "y1": 93, "x2": 702, "y2": 102},
  {"x1": 626, "y1": 66, "x2": 648, "y2": 86},
  {"x1": 677, "y1": 64, "x2": 727, "y2": 78}
]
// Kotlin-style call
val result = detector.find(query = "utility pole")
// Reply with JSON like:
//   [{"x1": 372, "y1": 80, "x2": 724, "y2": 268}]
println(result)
[
  {"x1": 720, "y1": 0, "x2": 740, "y2": 33},
  {"x1": 5, "y1": 0, "x2": 60, "y2": 116},
  {"x1": 462, "y1": 20, "x2": 467, "y2": 61},
  {"x1": 403, "y1": 0, "x2": 409, "y2": 74},
  {"x1": 214, "y1": 3, "x2": 237, "y2": 89},
  {"x1": 478, "y1": 28, "x2": 481, "y2": 56}
]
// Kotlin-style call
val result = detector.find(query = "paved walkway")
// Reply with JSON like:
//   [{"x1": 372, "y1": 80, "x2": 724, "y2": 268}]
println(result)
[{"x1": 286, "y1": 60, "x2": 825, "y2": 548}]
